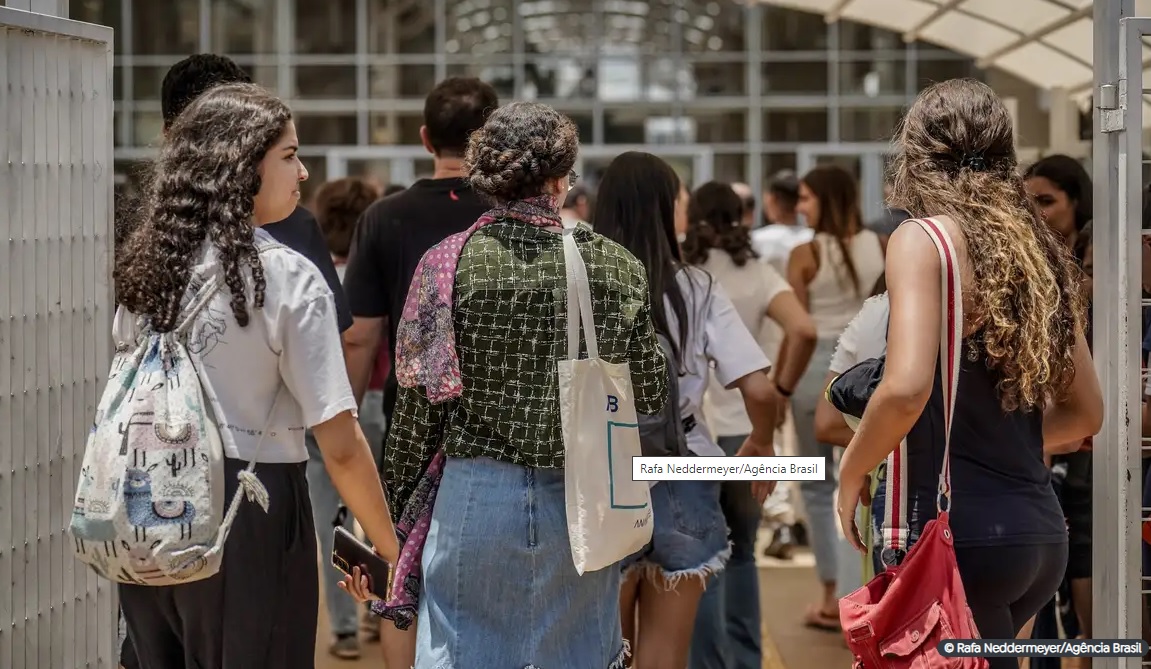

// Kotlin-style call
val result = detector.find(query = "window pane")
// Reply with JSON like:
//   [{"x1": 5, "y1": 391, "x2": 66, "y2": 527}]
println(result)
[
  {"x1": 369, "y1": 64, "x2": 438, "y2": 99},
  {"x1": 133, "y1": 112, "x2": 164, "y2": 146},
  {"x1": 763, "y1": 110, "x2": 829, "y2": 142},
  {"x1": 210, "y1": 0, "x2": 278, "y2": 54},
  {"x1": 761, "y1": 7, "x2": 827, "y2": 51},
  {"x1": 714, "y1": 153, "x2": 748, "y2": 184},
  {"x1": 296, "y1": 0, "x2": 356, "y2": 55},
  {"x1": 763, "y1": 153, "x2": 799, "y2": 179},
  {"x1": 556, "y1": 112, "x2": 594, "y2": 145},
  {"x1": 761, "y1": 60, "x2": 829, "y2": 94},
  {"x1": 839, "y1": 57, "x2": 908, "y2": 96},
  {"x1": 693, "y1": 110, "x2": 747, "y2": 143},
  {"x1": 917, "y1": 58, "x2": 977, "y2": 89},
  {"x1": 368, "y1": 113, "x2": 424, "y2": 146},
  {"x1": 299, "y1": 157, "x2": 326, "y2": 205},
  {"x1": 294, "y1": 66, "x2": 358, "y2": 99},
  {"x1": 446, "y1": 62, "x2": 516, "y2": 100},
  {"x1": 687, "y1": 60, "x2": 747, "y2": 97},
  {"x1": 72, "y1": 0, "x2": 123, "y2": 54},
  {"x1": 838, "y1": 21, "x2": 902, "y2": 52},
  {"x1": 369, "y1": 1, "x2": 437, "y2": 54},
  {"x1": 296, "y1": 114, "x2": 358, "y2": 146},
  {"x1": 839, "y1": 108, "x2": 904, "y2": 142},
  {"x1": 133, "y1": 0, "x2": 198, "y2": 56},
  {"x1": 130, "y1": 66, "x2": 167, "y2": 101}
]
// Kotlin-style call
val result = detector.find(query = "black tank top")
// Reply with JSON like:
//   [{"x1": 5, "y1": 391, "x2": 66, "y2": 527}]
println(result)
[{"x1": 904, "y1": 335, "x2": 1068, "y2": 547}]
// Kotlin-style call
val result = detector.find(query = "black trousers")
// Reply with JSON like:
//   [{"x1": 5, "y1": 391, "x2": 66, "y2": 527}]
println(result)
[
  {"x1": 955, "y1": 541, "x2": 1069, "y2": 669},
  {"x1": 119, "y1": 458, "x2": 318, "y2": 669}
]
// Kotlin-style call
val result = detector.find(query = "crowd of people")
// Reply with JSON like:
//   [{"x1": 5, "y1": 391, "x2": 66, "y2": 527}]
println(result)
[{"x1": 102, "y1": 52, "x2": 1109, "y2": 669}]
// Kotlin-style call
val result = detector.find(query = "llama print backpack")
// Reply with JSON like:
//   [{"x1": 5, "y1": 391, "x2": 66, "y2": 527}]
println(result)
[{"x1": 69, "y1": 274, "x2": 279, "y2": 586}]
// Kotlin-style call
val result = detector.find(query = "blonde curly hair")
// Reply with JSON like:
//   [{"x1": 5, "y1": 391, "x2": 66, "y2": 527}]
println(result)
[{"x1": 888, "y1": 78, "x2": 1086, "y2": 412}]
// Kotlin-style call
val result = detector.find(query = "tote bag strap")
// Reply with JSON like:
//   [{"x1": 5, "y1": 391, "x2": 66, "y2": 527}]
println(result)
[
  {"x1": 562, "y1": 221, "x2": 600, "y2": 361},
  {"x1": 880, "y1": 217, "x2": 963, "y2": 560}
]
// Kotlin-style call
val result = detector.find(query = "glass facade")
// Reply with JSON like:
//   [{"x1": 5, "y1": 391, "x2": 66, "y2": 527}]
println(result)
[{"x1": 75, "y1": 0, "x2": 983, "y2": 210}]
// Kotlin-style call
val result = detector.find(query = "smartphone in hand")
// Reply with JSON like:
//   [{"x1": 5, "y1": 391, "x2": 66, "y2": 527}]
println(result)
[{"x1": 332, "y1": 526, "x2": 392, "y2": 600}]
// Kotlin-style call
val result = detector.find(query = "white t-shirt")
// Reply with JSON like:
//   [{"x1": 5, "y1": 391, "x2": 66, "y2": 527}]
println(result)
[
  {"x1": 699, "y1": 250, "x2": 792, "y2": 437},
  {"x1": 751, "y1": 223, "x2": 814, "y2": 276},
  {"x1": 828, "y1": 292, "x2": 890, "y2": 374},
  {"x1": 112, "y1": 228, "x2": 358, "y2": 463},
  {"x1": 668, "y1": 266, "x2": 772, "y2": 457}
]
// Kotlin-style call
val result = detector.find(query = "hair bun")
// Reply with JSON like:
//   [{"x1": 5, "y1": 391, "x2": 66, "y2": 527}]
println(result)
[{"x1": 464, "y1": 102, "x2": 579, "y2": 203}]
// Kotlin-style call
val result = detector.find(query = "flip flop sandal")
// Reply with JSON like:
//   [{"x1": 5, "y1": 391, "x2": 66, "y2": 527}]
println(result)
[{"x1": 803, "y1": 605, "x2": 842, "y2": 632}]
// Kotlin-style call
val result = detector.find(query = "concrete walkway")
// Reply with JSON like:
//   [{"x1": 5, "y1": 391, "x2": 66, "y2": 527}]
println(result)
[{"x1": 315, "y1": 557, "x2": 854, "y2": 669}]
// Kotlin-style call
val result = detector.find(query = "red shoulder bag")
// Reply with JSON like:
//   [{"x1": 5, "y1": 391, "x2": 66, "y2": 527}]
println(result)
[{"x1": 838, "y1": 217, "x2": 988, "y2": 669}]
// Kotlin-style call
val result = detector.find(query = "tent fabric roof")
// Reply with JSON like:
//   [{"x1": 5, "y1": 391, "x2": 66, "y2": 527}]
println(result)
[{"x1": 756, "y1": 0, "x2": 1151, "y2": 103}]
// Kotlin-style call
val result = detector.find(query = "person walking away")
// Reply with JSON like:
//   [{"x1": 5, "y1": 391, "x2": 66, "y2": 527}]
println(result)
[
  {"x1": 344, "y1": 103, "x2": 669, "y2": 669},
  {"x1": 835, "y1": 78, "x2": 1103, "y2": 669},
  {"x1": 594, "y1": 153, "x2": 782, "y2": 669},
  {"x1": 340, "y1": 77, "x2": 498, "y2": 667},
  {"x1": 113, "y1": 83, "x2": 399, "y2": 669},
  {"x1": 684, "y1": 180, "x2": 817, "y2": 669}
]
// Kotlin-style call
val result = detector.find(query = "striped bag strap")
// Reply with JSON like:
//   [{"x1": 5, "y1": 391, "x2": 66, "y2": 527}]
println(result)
[{"x1": 879, "y1": 217, "x2": 963, "y2": 566}]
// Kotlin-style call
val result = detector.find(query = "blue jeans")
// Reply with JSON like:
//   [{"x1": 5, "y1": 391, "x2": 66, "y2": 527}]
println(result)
[
  {"x1": 416, "y1": 456, "x2": 627, "y2": 669},
  {"x1": 690, "y1": 435, "x2": 762, "y2": 669},
  {"x1": 305, "y1": 391, "x2": 384, "y2": 637}
]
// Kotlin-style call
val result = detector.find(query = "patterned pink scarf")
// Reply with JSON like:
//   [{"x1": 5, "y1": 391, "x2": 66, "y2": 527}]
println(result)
[{"x1": 373, "y1": 194, "x2": 562, "y2": 629}]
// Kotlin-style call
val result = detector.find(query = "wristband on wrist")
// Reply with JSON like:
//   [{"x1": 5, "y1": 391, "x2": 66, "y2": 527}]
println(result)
[{"x1": 775, "y1": 381, "x2": 793, "y2": 398}]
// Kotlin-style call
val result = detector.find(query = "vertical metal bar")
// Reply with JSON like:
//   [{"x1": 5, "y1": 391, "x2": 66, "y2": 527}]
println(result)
[
  {"x1": 198, "y1": 0, "x2": 209, "y2": 52},
  {"x1": 745, "y1": 2, "x2": 763, "y2": 224},
  {"x1": 827, "y1": 19, "x2": 840, "y2": 143},
  {"x1": 119, "y1": 0, "x2": 132, "y2": 146},
  {"x1": 1092, "y1": 4, "x2": 1136, "y2": 669},
  {"x1": 511, "y1": 0, "x2": 524, "y2": 99},
  {"x1": 433, "y1": 0, "x2": 446, "y2": 82},
  {"x1": 591, "y1": 0, "x2": 603, "y2": 145},
  {"x1": 355, "y1": 0, "x2": 367, "y2": 146},
  {"x1": 276, "y1": 0, "x2": 292, "y2": 99}
]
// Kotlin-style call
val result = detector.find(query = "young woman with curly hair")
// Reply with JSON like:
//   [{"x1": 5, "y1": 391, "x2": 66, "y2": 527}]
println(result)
[
  {"x1": 113, "y1": 83, "x2": 399, "y2": 668},
  {"x1": 683, "y1": 180, "x2": 817, "y2": 667},
  {"x1": 342, "y1": 102, "x2": 668, "y2": 669},
  {"x1": 834, "y1": 79, "x2": 1103, "y2": 667}
]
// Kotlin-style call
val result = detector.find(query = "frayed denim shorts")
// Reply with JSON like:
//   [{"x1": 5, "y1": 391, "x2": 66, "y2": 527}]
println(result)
[
  {"x1": 621, "y1": 478, "x2": 731, "y2": 585},
  {"x1": 415, "y1": 456, "x2": 628, "y2": 669}
]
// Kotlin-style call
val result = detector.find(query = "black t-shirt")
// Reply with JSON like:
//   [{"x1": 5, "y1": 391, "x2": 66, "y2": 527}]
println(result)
[
  {"x1": 342, "y1": 177, "x2": 490, "y2": 423},
  {"x1": 262, "y1": 206, "x2": 353, "y2": 333}
]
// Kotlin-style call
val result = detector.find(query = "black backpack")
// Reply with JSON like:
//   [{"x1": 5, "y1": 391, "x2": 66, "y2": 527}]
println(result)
[{"x1": 638, "y1": 334, "x2": 691, "y2": 458}]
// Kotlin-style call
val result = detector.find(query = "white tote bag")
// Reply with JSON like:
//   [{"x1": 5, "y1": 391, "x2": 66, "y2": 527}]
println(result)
[{"x1": 557, "y1": 223, "x2": 654, "y2": 575}]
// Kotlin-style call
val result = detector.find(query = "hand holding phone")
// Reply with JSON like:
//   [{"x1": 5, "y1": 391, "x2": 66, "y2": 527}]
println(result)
[{"x1": 332, "y1": 526, "x2": 392, "y2": 601}]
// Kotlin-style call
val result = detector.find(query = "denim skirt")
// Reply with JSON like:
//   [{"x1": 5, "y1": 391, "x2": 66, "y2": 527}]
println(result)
[{"x1": 416, "y1": 456, "x2": 628, "y2": 669}]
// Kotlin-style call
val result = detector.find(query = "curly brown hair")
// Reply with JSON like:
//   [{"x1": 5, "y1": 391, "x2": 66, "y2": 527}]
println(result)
[
  {"x1": 682, "y1": 181, "x2": 758, "y2": 267},
  {"x1": 888, "y1": 78, "x2": 1086, "y2": 412},
  {"x1": 115, "y1": 83, "x2": 292, "y2": 332},
  {"x1": 313, "y1": 177, "x2": 381, "y2": 258},
  {"x1": 464, "y1": 101, "x2": 578, "y2": 203}
]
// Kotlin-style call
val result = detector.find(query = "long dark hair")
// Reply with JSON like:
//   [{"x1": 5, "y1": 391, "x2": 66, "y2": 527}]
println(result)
[
  {"x1": 1023, "y1": 154, "x2": 1093, "y2": 234},
  {"x1": 683, "y1": 181, "x2": 757, "y2": 267},
  {"x1": 802, "y1": 165, "x2": 865, "y2": 295},
  {"x1": 592, "y1": 151, "x2": 690, "y2": 365},
  {"x1": 115, "y1": 83, "x2": 292, "y2": 332}
]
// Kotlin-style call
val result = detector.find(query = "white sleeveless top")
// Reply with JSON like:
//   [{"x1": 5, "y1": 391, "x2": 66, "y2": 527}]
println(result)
[{"x1": 807, "y1": 230, "x2": 885, "y2": 339}]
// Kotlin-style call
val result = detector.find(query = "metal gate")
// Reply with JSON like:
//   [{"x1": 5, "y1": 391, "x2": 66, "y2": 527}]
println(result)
[
  {"x1": 0, "y1": 5, "x2": 117, "y2": 668},
  {"x1": 1093, "y1": 3, "x2": 1145, "y2": 667}
]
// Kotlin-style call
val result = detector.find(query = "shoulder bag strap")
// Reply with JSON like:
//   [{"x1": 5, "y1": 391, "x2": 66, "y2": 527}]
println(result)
[
  {"x1": 880, "y1": 217, "x2": 962, "y2": 561},
  {"x1": 562, "y1": 221, "x2": 600, "y2": 361}
]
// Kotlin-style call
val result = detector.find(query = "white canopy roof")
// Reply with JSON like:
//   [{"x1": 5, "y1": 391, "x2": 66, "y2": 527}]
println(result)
[{"x1": 756, "y1": 0, "x2": 1151, "y2": 105}]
